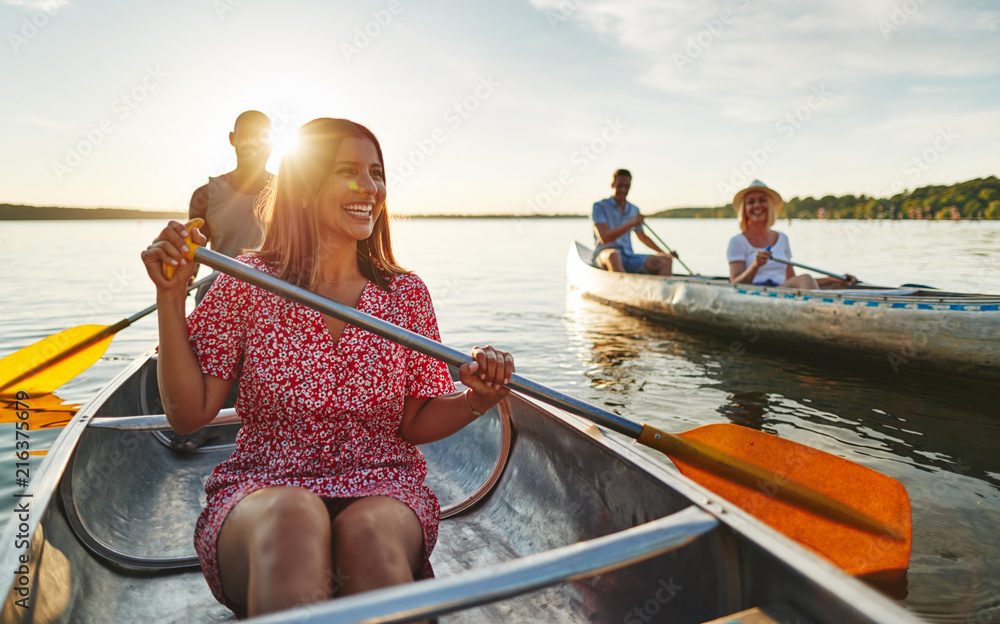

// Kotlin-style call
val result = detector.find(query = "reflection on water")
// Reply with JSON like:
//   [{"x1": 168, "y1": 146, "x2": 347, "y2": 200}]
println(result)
[
  {"x1": 2, "y1": 218, "x2": 999, "y2": 622},
  {"x1": 718, "y1": 392, "x2": 771, "y2": 430},
  {"x1": 563, "y1": 288, "x2": 1000, "y2": 624},
  {"x1": 1, "y1": 393, "x2": 78, "y2": 430}
]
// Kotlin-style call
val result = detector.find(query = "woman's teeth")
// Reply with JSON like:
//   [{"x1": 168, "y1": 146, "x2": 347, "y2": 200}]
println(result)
[{"x1": 344, "y1": 204, "x2": 373, "y2": 217}]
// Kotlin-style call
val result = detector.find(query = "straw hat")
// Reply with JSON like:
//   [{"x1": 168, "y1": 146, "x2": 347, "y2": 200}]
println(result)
[
  {"x1": 733, "y1": 180, "x2": 784, "y2": 215},
  {"x1": 733, "y1": 180, "x2": 783, "y2": 230}
]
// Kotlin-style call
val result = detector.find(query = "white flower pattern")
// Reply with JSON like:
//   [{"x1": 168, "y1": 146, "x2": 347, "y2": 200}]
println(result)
[{"x1": 186, "y1": 255, "x2": 456, "y2": 609}]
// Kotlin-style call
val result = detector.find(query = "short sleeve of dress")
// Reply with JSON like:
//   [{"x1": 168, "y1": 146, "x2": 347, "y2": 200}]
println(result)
[
  {"x1": 185, "y1": 270, "x2": 249, "y2": 381},
  {"x1": 401, "y1": 276, "x2": 458, "y2": 399}
]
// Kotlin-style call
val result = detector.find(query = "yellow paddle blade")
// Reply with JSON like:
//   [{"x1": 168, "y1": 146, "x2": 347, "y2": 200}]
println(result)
[{"x1": 0, "y1": 325, "x2": 114, "y2": 396}]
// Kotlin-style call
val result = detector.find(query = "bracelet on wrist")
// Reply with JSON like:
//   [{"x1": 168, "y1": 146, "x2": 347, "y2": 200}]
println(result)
[{"x1": 463, "y1": 388, "x2": 485, "y2": 418}]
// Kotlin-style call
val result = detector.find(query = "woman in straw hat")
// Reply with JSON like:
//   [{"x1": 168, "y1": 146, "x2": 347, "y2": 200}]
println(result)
[{"x1": 727, "y1": 180, "x2": 856, "y2": 288}]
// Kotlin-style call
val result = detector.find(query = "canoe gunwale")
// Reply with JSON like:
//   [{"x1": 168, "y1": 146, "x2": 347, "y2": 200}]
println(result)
[
  {"x1": 0, "y1": 346, "x2": 158, "y2": 600},
  {"x1": 249, "y1": 506, "x2": 720, "y2": 624},
  {"x1": 571, "y1": 241, "x2": 1000, "y2": 305}
]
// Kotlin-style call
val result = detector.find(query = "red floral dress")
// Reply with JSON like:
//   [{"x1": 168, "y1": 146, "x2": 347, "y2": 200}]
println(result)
[{"x1": 185, "y1": 256, "x2": 457, "y2": 610}]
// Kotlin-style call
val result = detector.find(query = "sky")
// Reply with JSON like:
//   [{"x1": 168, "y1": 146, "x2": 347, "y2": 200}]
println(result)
[{"x1": 1, "y1": 0, "x2": 998, "y2": 216}]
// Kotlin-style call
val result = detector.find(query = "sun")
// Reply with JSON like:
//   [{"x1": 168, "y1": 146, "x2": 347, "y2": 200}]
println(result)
[{"x1": 267, "y1": 130, "x2": 299, "y2": 172}]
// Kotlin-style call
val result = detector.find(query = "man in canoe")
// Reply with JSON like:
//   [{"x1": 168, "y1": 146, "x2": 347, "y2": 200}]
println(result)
[
  {"x1": 727, "y1": 180, "x2": 856, "y2": 288},
  {"x1": 591, "y1": 169, "x2": 675, "y2": 275},
  {"x1": 141, "y1": 118, "x2": 515, "y2": 619},
  {"x1": 189, "y1": 110, "x2": 274, "y2": 304}
]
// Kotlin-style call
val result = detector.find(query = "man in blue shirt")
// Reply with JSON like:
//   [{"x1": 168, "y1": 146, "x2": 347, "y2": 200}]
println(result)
[{"x1": 592, "y1": 169, "x2": 673, "y2": 274}]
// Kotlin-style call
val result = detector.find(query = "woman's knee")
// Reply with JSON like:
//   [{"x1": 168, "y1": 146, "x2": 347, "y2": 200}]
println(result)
[
  {"x1": 266, "y1": 489, "x2": 330, "y2": 538},
  {"x1": 234, "y1": 488, "x2": 333, "y2": 555},
  {"x1": 218, "y1": 488, "x2": 332, "y2": 609},
  {"x1": 332, "y1": 498, "x2": 422, "y2": 570}
]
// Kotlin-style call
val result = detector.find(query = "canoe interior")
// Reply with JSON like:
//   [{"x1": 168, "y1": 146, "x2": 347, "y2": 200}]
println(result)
[{"x1": 5, "y1": 354, "x2": 916, "y2": 623}]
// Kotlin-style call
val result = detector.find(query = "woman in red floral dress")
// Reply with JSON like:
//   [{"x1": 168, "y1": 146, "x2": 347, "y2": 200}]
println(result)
[{"x1": 141, "y1": 118, "x2": 515, "y2": 618}]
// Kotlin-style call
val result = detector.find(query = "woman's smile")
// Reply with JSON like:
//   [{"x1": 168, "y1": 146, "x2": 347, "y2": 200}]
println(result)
[{"x1": 343, "y1": 202, "x2": 374, "y2": 219}]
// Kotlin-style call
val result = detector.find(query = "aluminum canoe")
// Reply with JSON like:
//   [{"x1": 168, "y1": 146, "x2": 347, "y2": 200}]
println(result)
[
  {"x1": 0, "y1": 349, "x2": 925, "y2": 623},
  {"x1": 568, "y1": 241, "x2": 1000, "y2": 382}
]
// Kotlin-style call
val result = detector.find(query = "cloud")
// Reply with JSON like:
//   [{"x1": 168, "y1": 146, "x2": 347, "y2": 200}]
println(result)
[
  {"x1": 527, "y1": 0, "x2": 1000, "y2": 122},
  {"x1": 4, "y1": 0, "x2": 68, "y2": 9}
]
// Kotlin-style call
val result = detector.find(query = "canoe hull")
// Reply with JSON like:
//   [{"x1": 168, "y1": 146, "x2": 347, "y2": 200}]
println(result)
[
  {"x1": 1, "y1": 350, "x2": 924, "y2": 623},
  {"x1": 568, "y1": 241, "x2": 1000, "y2": 381}
]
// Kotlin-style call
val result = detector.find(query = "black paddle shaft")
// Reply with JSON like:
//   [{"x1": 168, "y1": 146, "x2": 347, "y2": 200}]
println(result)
[{"x1": 193, "y1": 248, "x2": 644, "y2": 438}]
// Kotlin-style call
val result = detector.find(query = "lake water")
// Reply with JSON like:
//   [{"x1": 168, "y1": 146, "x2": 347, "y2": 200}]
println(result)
[{"x1": 1, "y1": 217, "x2": 999, "y2": 623}]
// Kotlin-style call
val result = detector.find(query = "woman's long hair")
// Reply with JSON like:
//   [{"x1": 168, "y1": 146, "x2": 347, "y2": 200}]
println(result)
[{"x1": 252, "y1": 118, "x2": 406, "y2": 291}]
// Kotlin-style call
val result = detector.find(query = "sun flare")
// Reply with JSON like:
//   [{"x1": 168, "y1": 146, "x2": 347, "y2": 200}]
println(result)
[{"x1": 267, "y1": 131, "x2": 299, "y2": 171}]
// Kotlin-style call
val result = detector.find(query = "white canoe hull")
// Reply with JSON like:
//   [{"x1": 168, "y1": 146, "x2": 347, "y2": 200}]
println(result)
[{"x1": 568, "y1": 242, "x2": 1000, "y2": 381}]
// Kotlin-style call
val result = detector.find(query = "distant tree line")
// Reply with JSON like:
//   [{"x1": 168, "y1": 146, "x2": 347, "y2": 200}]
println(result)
[
  {"x1": 655, "y1": 176, "x2": 1000, "y2": 220},
  {"x1": 0, "y1": 204, "x2": 185, "y2": 220}
]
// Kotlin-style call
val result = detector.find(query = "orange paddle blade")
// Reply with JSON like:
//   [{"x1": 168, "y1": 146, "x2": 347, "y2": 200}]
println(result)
[
  {"x1": 671, "y1": 423, "x2": 911, "y2": 581},
  {"x1": 0, "y1": 325, "x2": 115, "y2": 396}
]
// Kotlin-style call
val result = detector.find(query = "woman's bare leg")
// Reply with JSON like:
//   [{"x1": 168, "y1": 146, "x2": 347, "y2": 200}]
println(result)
[
  {"x1": 217, "y1": 487, "x2": 333, "y2": 617},
  {"x1": 781, "y1": 274, "x2": 819, "y2": 289},
  {"x1": 331, "y1": 496, "x2": 425, "y2": 596}
]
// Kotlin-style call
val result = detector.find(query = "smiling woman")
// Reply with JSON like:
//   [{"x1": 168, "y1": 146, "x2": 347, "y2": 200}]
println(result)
[
  {"x1": 138, "y1": 117, "x2": 516, "y2": 619},
  {"x1": 727, "y1": 180, "x2": 856, "y2": 290}
]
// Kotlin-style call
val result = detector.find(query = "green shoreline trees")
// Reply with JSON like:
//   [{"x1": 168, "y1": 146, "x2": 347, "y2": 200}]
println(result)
[{"x1": 654, "y1": 176, "x2": 1000, "y2": 220}]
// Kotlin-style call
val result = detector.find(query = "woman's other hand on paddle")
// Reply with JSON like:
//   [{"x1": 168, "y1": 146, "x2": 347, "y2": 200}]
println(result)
[
  {"x1": 141, "y1": 220, "x2": 207, "y2": 290},
  {"x1": 459, "y1": 346, "x2": 514, "y2": 410},
  {"x1": 753, "y1": 250, "x2": 771, "y2": 268}
]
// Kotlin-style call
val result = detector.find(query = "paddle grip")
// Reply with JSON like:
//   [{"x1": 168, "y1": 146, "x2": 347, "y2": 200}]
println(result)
[{"x1": 161, "y1": 218, "x2": 205, "y2": 279}]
